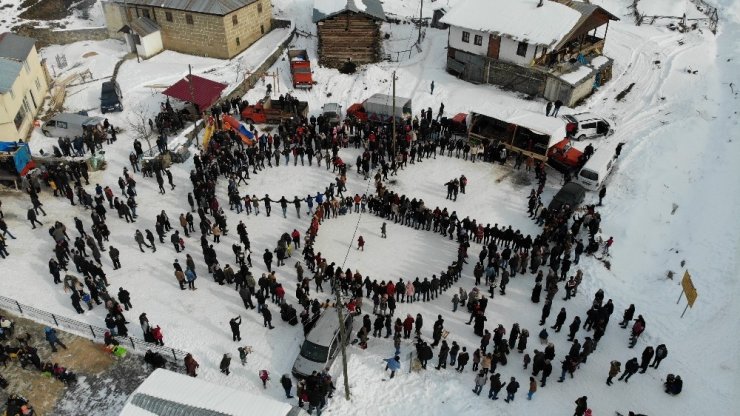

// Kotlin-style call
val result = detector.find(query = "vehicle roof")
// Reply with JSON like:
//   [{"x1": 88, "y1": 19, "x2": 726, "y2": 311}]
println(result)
[
  {"x1": 49, "y1": 113, "x2": 104, "y2": 125},
  {"x1": 580, "y1": 142, "x2": 618, "y2": 171},
  {"x1": 559, "y1": 182, "x2": 587, "y2": 198},
  {"x1": 322, "y1": 103, "x2": 341, "y2": 112},
  {"x1": 305, "y1": 309, "x2": 345, "y2": 344},
  {"x1": 365, "y1": 93, "x2": 411, "y2": 108},
  {"x1": 563, "y1": 112, "x2": 606, "y2": 123}
]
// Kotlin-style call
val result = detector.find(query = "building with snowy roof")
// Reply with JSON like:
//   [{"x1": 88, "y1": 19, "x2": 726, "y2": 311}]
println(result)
[
  {"x1": 313, "y1": 0, "x2": 387, "y2": 68},
  {"x1": 440, "y1": 0, "x2": 619, "y2": 106},
  {"x1": 0, "y1": 33, "x2": 50, "y2": 142},
  {"x1": 119, "y1": 369, "x2": 307, "y2": 416},
  {"x1": 102, "y1": 0, "x2": 272, "y2": 59}
]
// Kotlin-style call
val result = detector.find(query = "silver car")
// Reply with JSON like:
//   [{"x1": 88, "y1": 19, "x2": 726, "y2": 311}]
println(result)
[{"x1": 292, "y1": 309, "x2": 352, "y2": 378}]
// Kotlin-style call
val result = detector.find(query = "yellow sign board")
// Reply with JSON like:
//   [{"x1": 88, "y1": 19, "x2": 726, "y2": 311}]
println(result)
[{"x1": 682, "y1": 271, "x2": 698, "y2": 307}]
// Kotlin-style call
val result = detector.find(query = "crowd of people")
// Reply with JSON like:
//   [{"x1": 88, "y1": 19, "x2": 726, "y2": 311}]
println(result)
[{"x1": 0, "y1": 97, "x2": 681, "y2": 416}]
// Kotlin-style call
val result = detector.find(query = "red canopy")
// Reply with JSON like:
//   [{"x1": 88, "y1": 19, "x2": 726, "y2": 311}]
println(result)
[{"x1": 162, "y1": 74, "x2": 226, "y2": 110}]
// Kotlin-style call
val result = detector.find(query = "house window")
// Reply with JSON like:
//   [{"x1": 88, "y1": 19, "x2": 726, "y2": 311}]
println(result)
[
  {"x1": 236, "y1": 37, "x2": 240, "y2": 46},
  {"x1": 24, "y1": 60, "x2": 30, "y2": 73},
  {"x1": 474, "y1": 35, "x2": 482, "y2": 46},
  {"x1": 232, "y1": 15, "x2": 238, "y2": 25},
  {"x1": 142, "y1": 9, "x2": 150, "y2": 19},
  {"x1": 186, "y1": 14, "x2": 194, "y2": 25},
  {"x1": 461, "y1": 31, "x2": 470, "y2": 43},
  {"x1": 165, "y1": 11, "x2": 173, "y2": 22},
  {"x1": 257, "y1": 3, "x2": 263, "y2": 13},
  {"x1": 35, "y1": 78, "x2": 41, "y2": 90},
  {"x1": 260, "y1": 24, "x2": 265, "y2": 34},
  {"x1": 13, "y1": 106, "x2": 27, "y2": 129},
  {"x1": 516, "y1": 41, "x2": 528, "y2": 57}
]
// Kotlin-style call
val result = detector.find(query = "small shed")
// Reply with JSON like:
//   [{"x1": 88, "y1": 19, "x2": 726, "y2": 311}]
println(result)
[
  {"x1": 431, "y1": 8, "x2": 448, "y2": 29},
  {"x1": 119, "y1": 369, "x2": 307, "y2": 416},
  {"x1": 313, "y1": 0, "x2": 386, "y2": 68},
  {"x1": 120, "y1": 16, "x2": 163, "y2": 60}
]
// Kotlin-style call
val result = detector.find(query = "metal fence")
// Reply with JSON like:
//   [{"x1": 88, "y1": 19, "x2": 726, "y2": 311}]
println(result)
[{"x1": 0, "y1": 295, "x2": 189, "y2": 363}]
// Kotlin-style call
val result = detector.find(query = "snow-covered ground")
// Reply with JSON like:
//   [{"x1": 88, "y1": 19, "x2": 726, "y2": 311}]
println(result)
[
  {"x1": 0, "y1": 0, "x2": 106, "y2": 32},
  {"x1": 1, "y1": 0, "x2": 738, "y2": 415}
]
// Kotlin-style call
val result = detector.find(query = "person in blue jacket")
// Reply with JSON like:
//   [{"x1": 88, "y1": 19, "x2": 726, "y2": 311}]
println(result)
[
  {"x1": 384, "y1": 355, "x2": 401, "y2": 379},
  {"x1": 44, "y1": 327, "x2": 68, "y2": 352}
]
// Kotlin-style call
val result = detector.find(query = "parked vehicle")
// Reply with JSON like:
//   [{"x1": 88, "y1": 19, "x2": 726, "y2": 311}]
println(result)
[
  {"x1": 41, "y1": 113, "x2": 105, "y2": 138},
  {"x1": 288, "y1": 49, "x2": 313, "y2": 89},
  {"x1": 548, "y1": 182, "x2": 587, "y2": 211},
  {"x1": 442, "y1": 112, "x2": 468, "y2": 134},
  {"x1": 100, "y1": 80, "x2": 123, "y2": 113},
  {"x1": 347, "y1": 93, "x2": 412, "y2": 124},
  {"x1": 562, "y1": 113, "x2": 613, "y2": 141},
  {"x1": 547, "y1": 138, "x2": 584, "y2": 173},
  {"x1": 292, "y1": 310, "x2": 353, "y2": 378},
  {"x1": 321, "y1": 103, "x2": 342, "y2": 125},
  {"x1": 241, "y1": 95, "x2": 309, "y2": 125},
  {"x1": 576, "y1": 143, "x2": 618, "y2": 191}
]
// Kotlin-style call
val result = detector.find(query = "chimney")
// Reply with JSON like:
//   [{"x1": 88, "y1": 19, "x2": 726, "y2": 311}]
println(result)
[{"x1": 537, "y1": 0, "x2": 544, "y2": 7}]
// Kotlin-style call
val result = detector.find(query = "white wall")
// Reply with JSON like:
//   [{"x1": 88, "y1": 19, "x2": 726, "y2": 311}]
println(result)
[
  {"x1": 138, "y1": 32, "x2": 164, "y2": 59},
  {"x1": 499, "y1": 36, "x2": 537, "y2": 66},
  {"x1": 448, "y1": 25, "x2": 489, "y2": 56}
]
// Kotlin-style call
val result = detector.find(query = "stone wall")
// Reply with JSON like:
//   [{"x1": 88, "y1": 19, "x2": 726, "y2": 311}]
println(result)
[
  {"x1": 14, "y1": 26, "x2": 109, "y2": 48},
  {"x1": 223, "y1": 0, "x2": 273, "y2": 58}
]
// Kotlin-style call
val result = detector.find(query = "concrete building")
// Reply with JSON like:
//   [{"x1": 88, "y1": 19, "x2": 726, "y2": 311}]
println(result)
[
  {"x1": 441, "y1": 0, "x2": 619, "y2": 106},
  {"x1": 120, "y1": 16, "x2": 164, "y2": 59},
  {"x1": 0, "y1": 33, "x2": 50, "y2": 142},
  {"x1": 102, "y1": 0, "x2": 272, "y2": 59}
]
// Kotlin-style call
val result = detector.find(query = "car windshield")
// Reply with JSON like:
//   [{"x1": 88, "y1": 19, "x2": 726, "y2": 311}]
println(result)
[
  {"x1": 580, "y1": 169, "x2": 599, "y2": 181},
  {"x1": 300, "y1": 340, "x2": 329, "y2": 363}
]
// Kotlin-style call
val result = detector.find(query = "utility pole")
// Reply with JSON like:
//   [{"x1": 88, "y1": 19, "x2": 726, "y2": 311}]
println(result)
[
  {"x1": 418, "y1": 0, "x2": 423, "y2": 44},
  {"x1": 392, "y1": 70, "x2": 397, "y2": 157},
  {"x1": 333, "y1": 278, "x2": 351, "y2": 400}
]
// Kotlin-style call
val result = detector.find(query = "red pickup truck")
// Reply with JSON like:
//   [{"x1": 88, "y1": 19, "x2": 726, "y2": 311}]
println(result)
[
  {"x1": 241, "y1": 95, "x2": 309, "y2": 125},
  {"x1": 547, "y1": 138, "x2": 584, "y2": 173},
  {"x1": 288, "y1": 50, "x2": 313, "y2": 89}
]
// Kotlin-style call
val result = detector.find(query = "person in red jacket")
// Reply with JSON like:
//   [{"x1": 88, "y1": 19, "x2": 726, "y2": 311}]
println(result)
[
  {"x1": 402, "y1": 314, "x2": 414, "y2": 339},
  {"x1": 275, "y1": 284, "x2": 286, "y2": 304},
  {"x1": 291, "y1": 229, "x2": 301, "y2": 249},
  {"x1": 357, "y1": 236, "x2": 365, "y2": 251},
  {"x1": 386, "y1": 281, "x2": 396, "y2": 298},
  {"x1": 151, "y1": 325, "x2": 164, "y2": 346}
]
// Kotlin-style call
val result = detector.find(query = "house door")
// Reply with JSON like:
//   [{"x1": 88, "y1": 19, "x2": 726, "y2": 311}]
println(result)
[{"x1": 544, "y1": 77, "x2": 562, "y2": 101}]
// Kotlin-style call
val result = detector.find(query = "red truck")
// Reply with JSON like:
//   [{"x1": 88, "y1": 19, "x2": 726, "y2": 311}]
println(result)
[
  {"x1": 241, "y1": 95, "x2": 309, "y2": 125},
  {"x1": 288, "y1": 50, "x2": 313, "y2": 89},
  {"x1": 547, "y1": 138, "x2": 584, "y2": 173}
]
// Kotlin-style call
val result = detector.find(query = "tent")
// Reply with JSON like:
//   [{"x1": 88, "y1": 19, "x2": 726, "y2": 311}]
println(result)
[{"x1": 162, "y1": 75, "x2": 227, "y2": 110}]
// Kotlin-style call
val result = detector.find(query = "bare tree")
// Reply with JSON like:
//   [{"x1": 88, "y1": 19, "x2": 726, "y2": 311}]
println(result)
[{"x1": 128, "y1": 105, "x2": 154, "y2": 154}]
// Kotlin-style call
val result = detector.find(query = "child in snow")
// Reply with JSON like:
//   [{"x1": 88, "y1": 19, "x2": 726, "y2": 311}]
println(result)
[
  {"x1": 259, "y1": 369, "x2": 270, "y2": 388},
  {"x1": 357, "y1": 236, "x2": 365, "y2": 251}
]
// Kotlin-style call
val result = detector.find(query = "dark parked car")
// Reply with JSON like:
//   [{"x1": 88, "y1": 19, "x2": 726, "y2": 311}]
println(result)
[
  {"x1": 548, "y1": 182, "x2": 586, "y2": 211},
  {"x1": 100, "y1": 80, "x2": 123, "y2": 114}
]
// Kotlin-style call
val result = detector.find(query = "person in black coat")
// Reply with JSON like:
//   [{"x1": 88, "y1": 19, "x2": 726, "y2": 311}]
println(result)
[
  {"x1": 551, "y1": 308, "x2": 567, "y2": 332},
  {"x1": 504, "y1": 377, "x2": 519, "y2": 402},
  {"x1": 651, "y1": 344, "x2": 668, "y2": 368},
  {"x1": 619, "y1": 357, "x2": 639, "y2": 382},
  {"x1": 230, "y1": 316, "x2": 242, "y2": 341},
  {"x1": 539, "y1": 299, "x2": 552, "y2": 326},
  {"x1": 531, "y1": 281, "x2": 542, "y2": 303},
  {"x1": 262, "y1": 305, "x2": 274, "y2": 329}
]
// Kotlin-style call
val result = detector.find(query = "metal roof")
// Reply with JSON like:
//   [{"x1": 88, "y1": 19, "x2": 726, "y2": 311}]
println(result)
[
  {"x1": 130, "y1": 16, "x2": 161, "y2": 37},
  {"x1": 0, "y1": 33, "x2": 36, "y2": 62},
  {"x1": 0, "y1": 59, "x2": 22, "y2": 94},
  {"x1": 111, "y1": 0, "x2": 259, "y2": 16},
  {"x1": 313, "y1": 0, "x2": 386, "y2": 23}
]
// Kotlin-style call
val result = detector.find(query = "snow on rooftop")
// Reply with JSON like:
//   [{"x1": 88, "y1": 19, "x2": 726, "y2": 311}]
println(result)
[
  {"x1": 440, "y1": 0, "x2": 582, "y2": 47},
  {"x1": 469, "y1": 101, "x2": 567, "y2": 139},
  {"x1": 559, "y1": 65, "x2": 593, "y2": 85},
  {"x1": 313, "y1": 0, "x2": 385, "y2": 22},
  {"x1": 122, "y1": 369, "x2": 297, "y2": 416}
]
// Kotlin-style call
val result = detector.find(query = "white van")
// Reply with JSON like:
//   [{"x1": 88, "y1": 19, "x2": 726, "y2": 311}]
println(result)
[
  {"x1": 575, "y1": 143, "x2": 617, "y2": 191},
  {"x1": 42, "y1": 113, "x2": 105, "y2": 138}
]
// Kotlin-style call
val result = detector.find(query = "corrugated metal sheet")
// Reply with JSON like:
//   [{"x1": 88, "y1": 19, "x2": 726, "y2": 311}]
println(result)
[
  {"x1": 112, "y1": 0, "x2": 258, "y2": 16},
  {"x1": 0, "y1": 33, "x2": 36, "y2": 61},
  {"x1": 130, "y1": 393, "x2": 231, "y2": 416},
  {"x1": 313, "y1": 0, "x2": 386, "y2": 23},
  {"x1": 0, "y1": 59, "x2": 22, "y2": 94},
  {"x1": 130, "y1": 16, "x2": 161, "y2": 37}
]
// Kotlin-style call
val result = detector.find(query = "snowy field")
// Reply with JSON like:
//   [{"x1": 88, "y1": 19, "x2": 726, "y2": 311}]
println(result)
[
  {"x1": 0, "y1": 0, "x2": 738, "y2": 415},
  {"x1": 0, "y1": 0, "x2": 106, "y2": 32}
]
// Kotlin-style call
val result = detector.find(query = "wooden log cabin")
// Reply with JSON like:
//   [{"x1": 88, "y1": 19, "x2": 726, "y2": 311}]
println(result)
[{"x1": 313, "y1": 0, "x2": 386, "y2": 68}]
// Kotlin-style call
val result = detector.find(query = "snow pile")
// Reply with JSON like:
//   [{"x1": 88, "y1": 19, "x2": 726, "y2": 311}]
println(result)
[{"x1": 440, "y1": 0, "x2": 582, "y2": 47}]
